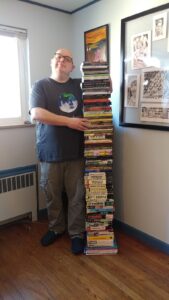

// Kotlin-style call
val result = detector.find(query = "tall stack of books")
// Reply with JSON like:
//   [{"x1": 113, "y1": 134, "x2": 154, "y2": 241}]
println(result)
[{"x1": 81, "y1": 62, "x2": 118, "y2": 255}]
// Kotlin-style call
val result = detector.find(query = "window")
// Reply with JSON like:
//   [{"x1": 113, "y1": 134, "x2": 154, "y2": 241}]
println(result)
[{"x1": 0, "y1": 25, "x2": 30, "y2": 126}]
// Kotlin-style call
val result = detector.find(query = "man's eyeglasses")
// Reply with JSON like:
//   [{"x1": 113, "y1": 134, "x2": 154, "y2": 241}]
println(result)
[{"x1": 55, "y1": 53, "x2": 73, "y2": 63}]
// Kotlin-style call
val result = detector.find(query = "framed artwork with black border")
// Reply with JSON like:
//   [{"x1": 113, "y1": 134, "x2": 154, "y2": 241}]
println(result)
[{"x1": 120, "y1": 3, "x2": 169, "y2": 131}]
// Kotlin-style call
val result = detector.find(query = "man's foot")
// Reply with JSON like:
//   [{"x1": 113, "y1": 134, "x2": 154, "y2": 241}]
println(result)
[
  {"x1": 71, "y1": 236, "x2": 85, "y2": 254},
  {"x1": 41, "y1": 230, "x2": 63, "y2": 246}
]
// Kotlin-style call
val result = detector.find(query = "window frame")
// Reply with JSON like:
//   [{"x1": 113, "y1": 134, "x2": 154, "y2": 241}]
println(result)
[{"x1": 0, "y1": 25, "x2": 30, "y2": 127}]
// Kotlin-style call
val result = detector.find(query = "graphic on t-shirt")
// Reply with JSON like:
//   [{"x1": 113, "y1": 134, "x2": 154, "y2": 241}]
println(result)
[{"x1": 58, "y1": 93, "x2": 78, "y2": 113}]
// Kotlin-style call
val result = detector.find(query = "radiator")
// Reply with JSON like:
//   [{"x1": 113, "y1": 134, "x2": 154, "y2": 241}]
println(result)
[{"x1": 0, "y1": 165, "x2": 38, "y2": 225}]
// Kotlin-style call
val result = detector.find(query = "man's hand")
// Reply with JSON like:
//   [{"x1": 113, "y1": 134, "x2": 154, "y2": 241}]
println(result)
[
  {"x1": 68, "y1": 117, "x2": 90, "y2": 131},
  {"x1": 31, "y1": 108, "x2": 90, "y2": 131}
]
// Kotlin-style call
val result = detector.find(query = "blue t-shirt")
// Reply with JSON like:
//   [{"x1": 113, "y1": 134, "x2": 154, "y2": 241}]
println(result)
[{"x1": 30, "y1": 77, "x2": 84, "y2": 162}]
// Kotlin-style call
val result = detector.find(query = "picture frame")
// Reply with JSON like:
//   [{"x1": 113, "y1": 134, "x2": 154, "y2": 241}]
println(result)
[
  {"x1": 140, "y1": 68, "x2": 169, "y2": 103},
  {"x1": 140, "y1": 103, "x2": 169, "y2": 123},
  {"x1": 152, "y1": 12, "x2": 167, "y2": 41},
  {"x1": 131, "y1": 31, "x2": 151, "y2": 70},
  {"x1": 124, "y1": 74, "x2": 140, "y2": 108},
  {"x1": 84, "y1": 24, "x2": 109, "y2": 64},
  {"x1": 120, "y1": 3, "x2": 169, "y2": 131}
]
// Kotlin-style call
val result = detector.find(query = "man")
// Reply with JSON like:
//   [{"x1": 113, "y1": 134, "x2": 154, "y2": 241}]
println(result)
[{"x1": 30, "y1": 48, "x2": 89, "y2": 254}]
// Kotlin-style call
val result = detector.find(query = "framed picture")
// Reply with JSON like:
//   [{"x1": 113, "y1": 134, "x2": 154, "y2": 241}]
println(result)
[
  {"x1": 152, "y1": 12, "x2": 167, "y2": 41},
  {"x1": 84, "y1": 24, "x2": 109, "y2": 64},
  {"x1": 120, "y1": 2, "x2": 169, "y2": 131},
  {"x1": 131, "y1": 31, "x2": 151, "y2": 69},
  {"x1": 140, "y1": 68, "x2": 169, "y2": 103},
  {"x1": 124, "y1": 74, "x2": 140, "y2": 107},
  {"x1": 140, "y1": 103, "x2": 169, "y2": 123}
]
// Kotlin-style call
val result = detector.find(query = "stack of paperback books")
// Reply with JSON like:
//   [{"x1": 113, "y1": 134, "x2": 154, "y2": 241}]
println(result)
[{"x1": 81, "y1": 62, "x2": 118, "y2": 255}]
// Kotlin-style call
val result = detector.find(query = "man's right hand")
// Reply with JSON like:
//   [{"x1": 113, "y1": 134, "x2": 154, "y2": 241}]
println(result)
[
  {"x1": 31, "y1": 107, "x2": 90, "y2": 131},
  {"x1": 67, "y1": 117, "x2": 90, "y2": 131}
]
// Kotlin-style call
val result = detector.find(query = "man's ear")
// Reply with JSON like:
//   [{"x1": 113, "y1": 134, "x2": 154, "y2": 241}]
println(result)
[{"x1": 72, "y1": 64, "x2": 75, "y2": 71}]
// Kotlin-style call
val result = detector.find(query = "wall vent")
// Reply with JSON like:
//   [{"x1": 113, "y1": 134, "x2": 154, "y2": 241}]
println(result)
[
  {"x1": 0, "y1": 165, "x2": 37, "y2": 225},
  {"x1": 0, "y1": 172, "x2": 34, "y2": 194}
]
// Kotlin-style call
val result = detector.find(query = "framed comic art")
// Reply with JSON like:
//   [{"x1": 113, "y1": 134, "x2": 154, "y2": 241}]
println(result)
[
  {"x1": 124, "y1": 74, "x2": 140, "y2": 108},
  {"x1": 120, "y1": 3, "x2": 169, "y2": 131},
  {"x1": 84, "y1": 24, "x2": 109, "y2": 64},
  {"x1": 152, "y1": 12, "x2": 167, "y2": 41},
  {"x1": 131, "y1": 31, "x2": 151, "y2": 69}
]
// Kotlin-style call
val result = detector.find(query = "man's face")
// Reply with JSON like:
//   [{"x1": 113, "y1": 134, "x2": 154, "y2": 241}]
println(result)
[
  {"x1": 51, "y1": 49, "x2": 74, "y2": 75},
  {"x1": 156, "y1": 19, "x2": 163, "y2": 35}
]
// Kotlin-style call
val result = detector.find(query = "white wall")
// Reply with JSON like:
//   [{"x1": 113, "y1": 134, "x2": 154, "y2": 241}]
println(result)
[
  {"x1": 72, "y1": 0, "x2": 169, "y2": 244},
  {"x1": 0, "y1": 0, "x2": 73, "y2": 84},
  {"x1": 1, "y1": 0, "x2": 169, "y2": 244}
]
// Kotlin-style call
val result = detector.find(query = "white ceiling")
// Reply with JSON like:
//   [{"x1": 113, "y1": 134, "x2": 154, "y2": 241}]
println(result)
[{"x1": 20, "y1": 0, "x2": 100, "y2": 13}]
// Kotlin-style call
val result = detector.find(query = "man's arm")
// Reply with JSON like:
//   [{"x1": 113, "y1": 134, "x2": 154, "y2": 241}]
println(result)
[{"x1": 31, "y1": 107, "x2": 89, "y2": 131}]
